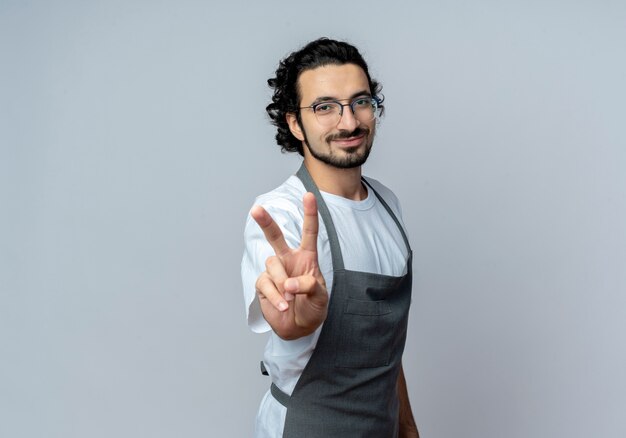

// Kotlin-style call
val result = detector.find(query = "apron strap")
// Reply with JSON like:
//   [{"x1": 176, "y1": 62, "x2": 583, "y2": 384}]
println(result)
[
  {"x1": 271, "y1": 382, "x2": 291, "y2": 408},
  {"x1": 296, "y1": 164, "x2": 345, "y2": 271},
  {"x1": 261, "y1": 361, "x2": 291, "y2": 407},
  {"x1": 362, "y1": 177, "x2": 412, "y2": 253},
  {"x1": 262, "y1": 363, "x2": 292, "y2": 407}
]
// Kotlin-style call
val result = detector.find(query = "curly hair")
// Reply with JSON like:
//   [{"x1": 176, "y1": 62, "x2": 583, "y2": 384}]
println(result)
[{"x1": 266, "y1": 38, "x2": 383, "y2": 156}]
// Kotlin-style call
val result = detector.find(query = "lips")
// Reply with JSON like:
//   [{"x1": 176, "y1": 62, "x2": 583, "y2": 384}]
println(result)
[{"x1": 331, "y1": 133, "x2": 366, "y2": 148}]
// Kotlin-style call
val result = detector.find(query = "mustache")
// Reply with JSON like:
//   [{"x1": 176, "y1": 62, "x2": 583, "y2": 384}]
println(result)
[{"x1": 325, "y1": 126, "x2": 370, "y2": 143}]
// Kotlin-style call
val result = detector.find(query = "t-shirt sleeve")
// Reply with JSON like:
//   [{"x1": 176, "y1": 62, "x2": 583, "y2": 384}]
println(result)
[{"x1": 241, "y1": 199, "x2": 303, "y2": 333}]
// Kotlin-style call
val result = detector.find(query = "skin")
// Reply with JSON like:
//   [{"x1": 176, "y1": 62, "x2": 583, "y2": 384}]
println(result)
[{"x1": 251, "y1": 63, "x2": 418, "y2": 437}]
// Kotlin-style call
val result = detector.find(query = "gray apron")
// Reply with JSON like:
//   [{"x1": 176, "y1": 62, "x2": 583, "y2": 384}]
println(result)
[{"x1": 266, "y1": 164, "x2": 412, "y2": 438}]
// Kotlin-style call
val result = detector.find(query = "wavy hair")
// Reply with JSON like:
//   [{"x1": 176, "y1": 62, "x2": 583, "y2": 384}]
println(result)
[{"x1": 266, "y1": 38, "x2": 383, "y2": 156}]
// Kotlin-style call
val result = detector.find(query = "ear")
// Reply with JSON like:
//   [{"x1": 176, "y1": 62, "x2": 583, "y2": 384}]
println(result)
[{"x1": 286, "y1": 112, "x2": 305, "y2": 141}]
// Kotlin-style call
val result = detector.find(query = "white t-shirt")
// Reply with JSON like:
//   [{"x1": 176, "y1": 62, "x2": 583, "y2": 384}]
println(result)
[{"x1": 241, "y1": 174, "x2": 410, "y2": 438}]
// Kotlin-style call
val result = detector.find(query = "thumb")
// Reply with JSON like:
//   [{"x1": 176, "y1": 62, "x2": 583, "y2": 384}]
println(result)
[{"x1": 284, "y1": 275, "x2": 328, "y2": 307}]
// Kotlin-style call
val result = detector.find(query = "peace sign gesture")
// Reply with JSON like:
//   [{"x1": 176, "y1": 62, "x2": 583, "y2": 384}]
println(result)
[{"x1": 250, "y1": 192, "x2": 329, "y2": 340}]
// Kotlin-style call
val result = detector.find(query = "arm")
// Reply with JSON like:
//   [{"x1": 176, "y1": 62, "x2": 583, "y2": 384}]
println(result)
[{"x1": 398, "y1": 363, "x2": 419, "y2": 438}]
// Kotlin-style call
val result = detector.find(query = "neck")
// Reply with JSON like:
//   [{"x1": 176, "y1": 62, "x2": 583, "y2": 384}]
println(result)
[{"x1": 303, "y1": 155, "x2": 367, "y2": 201}]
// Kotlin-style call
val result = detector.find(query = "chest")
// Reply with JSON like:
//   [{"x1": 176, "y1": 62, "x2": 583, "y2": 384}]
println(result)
[{"x1": 316, "y1": 202, "x2": 409, "y2": 278}]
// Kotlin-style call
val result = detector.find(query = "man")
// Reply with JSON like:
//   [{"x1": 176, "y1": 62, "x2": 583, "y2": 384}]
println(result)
[{"x1": 242, "y1": 38, "x2": 418, "y2": 438}]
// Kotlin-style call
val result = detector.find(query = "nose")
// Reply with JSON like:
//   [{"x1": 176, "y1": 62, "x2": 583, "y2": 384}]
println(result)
[{"x1": 336, "y1": 105, "x2": 359, "y2": 131}]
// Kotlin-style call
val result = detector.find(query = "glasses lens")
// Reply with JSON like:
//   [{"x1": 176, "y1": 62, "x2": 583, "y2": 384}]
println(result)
[
  {"x1": 352, "y1": 98, "x2": 377, "y2": 122},
  {"x1": 313, "y1": 102, "x2": 342, "y2": 126}
]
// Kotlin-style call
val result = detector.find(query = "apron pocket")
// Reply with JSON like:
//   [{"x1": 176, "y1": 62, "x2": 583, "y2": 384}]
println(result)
[{"x1": 334, "y1": 298, "x2": 394, "y2": 368}]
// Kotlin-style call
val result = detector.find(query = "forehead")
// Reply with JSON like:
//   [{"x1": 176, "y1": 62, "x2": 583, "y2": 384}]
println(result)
[{"x1": 297, "y1": 63, "x2": 370, "y2": 103}]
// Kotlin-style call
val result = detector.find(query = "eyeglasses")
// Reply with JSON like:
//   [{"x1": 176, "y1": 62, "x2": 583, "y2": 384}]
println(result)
[{"x1": 299, "y1": 96, "x2": 382, "y2": 126}]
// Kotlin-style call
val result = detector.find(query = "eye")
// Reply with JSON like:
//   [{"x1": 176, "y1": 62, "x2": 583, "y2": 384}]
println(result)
[
  {"x1": 313, "y1": 102, "x2": 337, "y2": 114},
  {"x1": 353, "y1": 98, "x2": 371, "y2": 108}
]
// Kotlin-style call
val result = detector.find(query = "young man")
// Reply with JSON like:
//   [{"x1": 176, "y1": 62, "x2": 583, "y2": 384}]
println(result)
[{"x1": 242, "y1": 38, "x2": 419, "y2": 438}]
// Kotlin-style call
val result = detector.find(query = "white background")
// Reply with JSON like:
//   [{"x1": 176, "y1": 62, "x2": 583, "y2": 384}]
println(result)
[{"x1": 1, "y1": 1, "x2": 625, "y2": 437}]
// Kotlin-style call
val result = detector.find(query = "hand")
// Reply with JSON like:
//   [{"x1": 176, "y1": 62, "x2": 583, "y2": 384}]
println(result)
[{"x1": 251, "y1": 192, "x2": 328, "y2": 340}]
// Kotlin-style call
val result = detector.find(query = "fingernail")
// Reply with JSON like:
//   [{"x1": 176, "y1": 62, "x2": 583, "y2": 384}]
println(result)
[
  {"x1": 285, "y1": 278, "x2": 298, "y2": 292},
  {"x1": 284, "y1": 292, "x2": 294, "y2": 301},
  {"x1": 278, "y1": 301, "x2": 288, "y2": 311}
]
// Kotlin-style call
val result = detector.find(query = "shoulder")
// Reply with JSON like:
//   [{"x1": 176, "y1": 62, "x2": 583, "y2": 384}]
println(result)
[
  {"x1": 252, "y1": 175, "x2": 306, "y2": 222},
  {"x1": 362, "y1": 176, "x2": 403, "y2": 217},
  {"x1": 254, "y1": 175, "x2": 305, "y2": 209},
  {"x1": 244, "y1": 175, "x2": 307, "y2": 245}
]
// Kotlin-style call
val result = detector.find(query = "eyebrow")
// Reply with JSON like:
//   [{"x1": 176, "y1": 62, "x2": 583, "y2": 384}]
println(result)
[{"x1": 309, "y1": 90, "x2": 372, "y2": 106}]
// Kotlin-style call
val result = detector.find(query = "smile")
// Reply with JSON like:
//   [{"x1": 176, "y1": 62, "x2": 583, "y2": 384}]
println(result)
[{"x1": 330, "y1": 133, "x2": 366, "y2": 148}]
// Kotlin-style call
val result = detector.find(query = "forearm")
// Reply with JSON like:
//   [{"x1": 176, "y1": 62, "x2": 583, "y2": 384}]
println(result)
[{"x1": 398, "y1": 364, "x2": 419, "y2": 438}]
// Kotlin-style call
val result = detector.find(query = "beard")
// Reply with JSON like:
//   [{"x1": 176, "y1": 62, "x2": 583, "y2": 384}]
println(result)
[{"x1": 302, "y1": 126, "x2": 373, "y2": 169}]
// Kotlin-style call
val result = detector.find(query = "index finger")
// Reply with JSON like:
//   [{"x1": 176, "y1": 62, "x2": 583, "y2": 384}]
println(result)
[
  {"x1": 299, "y1": 192, "x2": 319, "y2": 252},
  {"x1": 250, "y1": 205, "x2": 290, "y2": 256}
]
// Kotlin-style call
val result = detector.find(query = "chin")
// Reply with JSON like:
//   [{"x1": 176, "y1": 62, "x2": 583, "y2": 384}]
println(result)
[
  {"x1": 305, "y1": 138, "x2": 373, "y2": 169},
  {"x1": 328, "y1": 149, "x2": 371, "y2": 169}
]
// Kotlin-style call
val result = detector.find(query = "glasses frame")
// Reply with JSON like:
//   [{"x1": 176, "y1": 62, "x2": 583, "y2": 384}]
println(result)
[{"x1": 298, "y1": 96, "x2": 383, "y2": 125}]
